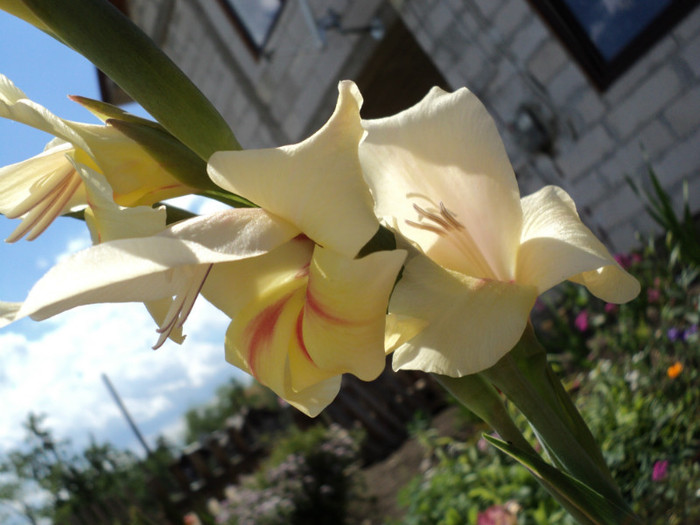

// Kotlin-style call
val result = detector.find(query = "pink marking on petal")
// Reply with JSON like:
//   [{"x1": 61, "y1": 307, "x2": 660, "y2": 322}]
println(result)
[
  {"x1": 295, "y1": 311, "x2": 313, "y2": 363},
  {"x1": 295, "y1": 262, "x2": 310, "y2": 279},
  {"x1": 244, "y1": 294, "x2": 292, "y2": 378},
  {"x1": 305, "y1": 289, "x2": 349, "y2": 325}
]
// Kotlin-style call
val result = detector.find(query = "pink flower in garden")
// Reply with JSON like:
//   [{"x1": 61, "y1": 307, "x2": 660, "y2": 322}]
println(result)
[
  {"x1": 182, "y1": 512, "x2": 202, "y2": 525},
  {"x1": 604, "y1": 303, "x2": 618, "y2": 314},
  {"x1": 652, "y1": 460, "x2": 669, "y2": 481},
  {"x1": 477, "y1": 502, "x2": 519, "y2": 525},
  {"x1": 614, "y1": 253, "x2": 633, "y2": 269},
  {"x1": 574, "y1": 311, "x2": 589, "y2": 332},
  {"x1": 647, "y1": 287, "x2": 661, "y2": 303}
]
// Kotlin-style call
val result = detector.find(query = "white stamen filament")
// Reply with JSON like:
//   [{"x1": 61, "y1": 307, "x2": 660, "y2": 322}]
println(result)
[
  {"x1": 406, "y1": 201, "x2": 498, "y2": 280},
  {"x1": 152, "y1": 264, "x2": 213, "y2": 349}
]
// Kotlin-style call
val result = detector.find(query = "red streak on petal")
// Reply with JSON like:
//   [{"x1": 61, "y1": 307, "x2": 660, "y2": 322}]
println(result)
[
  {"x1": 295, "y1": 262, "x2": 310, "y2": 279},
  {"x1": 295, "y1": 311, "x2": 313, "y2": 363},
  {"x1": 244, "y1": 294, "x2": 291, "y2": 378},
  {"x1": 305, "y1": 290, "x2": 349, "y2": 325}
]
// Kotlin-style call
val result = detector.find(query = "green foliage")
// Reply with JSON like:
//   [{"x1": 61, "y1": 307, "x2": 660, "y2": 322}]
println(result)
[
  {"x1": 399, "y1": 222, "x2": 699, "y2": 524},
  {"x1": 578, "y1": 350, "x2": 700, "y2": 523},
  {"x1": 0, "y1": 414, "x2": 175, "y2": 524},
  {"x1": 395, "y1": 428, "x2": 572, "y2": 525},
  {"x1": 183, "y1": 379, "x2": 279, "y2": 444},
  {"x1": 627, "y1": 165, "x2": 700, "y2": 266},
  {"x1": 217, "y1": 424, "x2": 366, "y2": 525}
]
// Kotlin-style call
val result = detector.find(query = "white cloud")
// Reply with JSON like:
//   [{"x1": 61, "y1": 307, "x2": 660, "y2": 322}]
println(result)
[{"x1": 0, "y1": 295, "x2": 247, "y2": 455}]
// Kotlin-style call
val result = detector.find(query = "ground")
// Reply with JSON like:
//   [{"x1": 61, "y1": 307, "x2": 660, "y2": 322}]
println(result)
[{"x1": 359, "y1": 406, "x2": 466, "y2": 524}]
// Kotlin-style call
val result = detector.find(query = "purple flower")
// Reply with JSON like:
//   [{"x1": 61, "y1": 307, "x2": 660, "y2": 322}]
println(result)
[
  {"x1": 667, "y1": 327, "x2": 682, "y2": 342},
  {"x1": 683, "y1": 325, "x2": 698, "y2": 341},
  {"x1": 574, "y1": 311, "x2": 589, "y2": 332},
  {"x1": 652, "y1": 460, "x2": 669, "y2": 481}
]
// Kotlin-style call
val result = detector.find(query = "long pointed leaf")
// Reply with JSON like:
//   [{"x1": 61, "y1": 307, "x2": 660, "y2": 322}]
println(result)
[
  {"x1": 484, "y1": 435, "x2": 642, "y2": 525},
  {"x1": 21, "y1": 0, "x2": 240, "y2": 160}
]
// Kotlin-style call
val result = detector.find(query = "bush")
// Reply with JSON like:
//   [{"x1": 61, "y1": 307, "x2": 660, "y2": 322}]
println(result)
[
  {"x1": 216, "y1": 424, "x2": 365, "y2": 525},
  {"x1": 398, "y1": 231, "x2": 700, "y2": 524}
]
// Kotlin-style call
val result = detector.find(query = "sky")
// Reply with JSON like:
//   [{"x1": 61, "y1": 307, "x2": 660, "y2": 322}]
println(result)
[{"x1": 0, "y1": 11, "x2": 247, "y2": 457}]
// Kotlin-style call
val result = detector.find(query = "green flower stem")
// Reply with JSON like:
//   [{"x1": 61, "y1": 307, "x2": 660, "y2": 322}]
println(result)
[
  {"x1": 433, "y1": 373, "x2": 535, "y2": 455},
  {"x1": 481, "y1": 324, "x2": 626, "y2": 508},
  {"x1": 21, "y1": 0, "x2": 240, "y2": 161}
]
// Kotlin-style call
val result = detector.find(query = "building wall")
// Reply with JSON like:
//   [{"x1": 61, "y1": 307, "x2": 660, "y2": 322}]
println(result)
[
  {"x1": 126, "y1": 0, "x2": 390, "y2": 148},
  {"x1": 392, "y1": 0, "x2": 700, "y2": 251},
  {"x1": 125, "y1": 0, "x2": 700, "y2": 252}
]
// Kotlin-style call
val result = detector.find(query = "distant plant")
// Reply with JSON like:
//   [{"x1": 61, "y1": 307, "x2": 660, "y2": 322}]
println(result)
[
  {"x1": 183, "y1": 379, "x2": 280, "y2": 444},
  {"x1": 216, "y1": 424, "x2": 365, "y2": 525},
  {"x1": 398, "y1": 224, "x2": 700, "y2": 524},
  {"x1": 0, "y1": 414, "x2": 175, "y2": 524},
  {"x1": 627, "y1": 164, "x2": 700, "y2": 266},
  {"x1": 394, "y1": 423, "x2": 572, "y2": 525}
]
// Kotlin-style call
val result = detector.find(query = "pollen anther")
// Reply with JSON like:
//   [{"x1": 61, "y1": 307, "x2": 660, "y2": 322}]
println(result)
[{"x1": 405, "y1": 202, "x2": 464, "y2": 236}]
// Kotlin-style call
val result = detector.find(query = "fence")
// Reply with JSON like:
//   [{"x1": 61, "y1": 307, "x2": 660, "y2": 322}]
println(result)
[{"x1": 148, "y1": 362, "x2": 446, "y2": 521}]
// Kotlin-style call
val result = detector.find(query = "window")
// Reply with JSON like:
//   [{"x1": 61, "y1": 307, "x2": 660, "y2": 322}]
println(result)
[
  {"x1": 219, "y1": 0, "x2": 285, "y2": 58},
  {"x1": 528, "y1": 0, "x2": 700, "y2": 90}
]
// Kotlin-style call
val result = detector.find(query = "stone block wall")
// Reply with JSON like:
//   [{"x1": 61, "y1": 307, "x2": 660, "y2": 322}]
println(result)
[
  {"x1": 392, "y1": 0, "x2": 700, "y2": 252},
  {"x1": 127, "y1": 0, "x2": 389, "y2": 148},
  {"x1": 125, "y1": 0, "x2": 700, "y2": 252}
]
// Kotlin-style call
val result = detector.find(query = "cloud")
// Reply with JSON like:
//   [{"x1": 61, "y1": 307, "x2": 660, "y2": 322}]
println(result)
[{"x1": 0, "y1": 294, "x2": 248, "y2": 455}]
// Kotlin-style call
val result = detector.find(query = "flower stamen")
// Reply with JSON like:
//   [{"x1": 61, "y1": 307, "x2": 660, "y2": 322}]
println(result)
[
  {"x1": 405, "y1": 202, "x2": 465, "y2": 236},
  {"x1": 153, "y1": 264, "x2": 212, "y2": 349}
]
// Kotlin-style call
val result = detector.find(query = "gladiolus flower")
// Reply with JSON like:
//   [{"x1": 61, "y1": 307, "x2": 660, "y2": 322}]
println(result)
[
  {"x1": 0, "y1": 74, "x2": 196, "y2": 241},
  {"x1": 358, "y1": 85, "x2": 640, "y2": 375},
  {"x1": 1, "y1": 81, "x2": 407, "y2": 416}
]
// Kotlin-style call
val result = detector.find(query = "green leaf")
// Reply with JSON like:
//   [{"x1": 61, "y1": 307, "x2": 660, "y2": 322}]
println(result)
[
  {"x1": 21, "y1": 0, "x2": 240, "y2": 160},
  {"x1": 68, "y1": 95, "x2": 161, "y2": 128},
  {"x1": 484, "y1": 435, "x2": 642, "y2": 525}
]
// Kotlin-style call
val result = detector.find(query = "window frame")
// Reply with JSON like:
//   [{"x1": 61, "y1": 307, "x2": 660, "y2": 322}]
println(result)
[
  {"x1": 527, "y1": 0, "x2": 700, "y2": 90},
  {"x1": 217, "y1": 0, "x2": 286, "y2": 60}
]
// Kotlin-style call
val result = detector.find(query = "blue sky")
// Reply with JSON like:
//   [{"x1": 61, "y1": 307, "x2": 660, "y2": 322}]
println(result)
[{"x1": 0, "y1": 11, "x2": 246, "y2": 456}]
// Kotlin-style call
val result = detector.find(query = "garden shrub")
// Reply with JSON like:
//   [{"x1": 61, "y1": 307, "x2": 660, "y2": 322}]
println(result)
[
  {"x1": 216, "y1": 424, "x2": 365, "y2": 525},
  {"x1": 397, "y1": 232, "x2": 699, "y2": 524}
]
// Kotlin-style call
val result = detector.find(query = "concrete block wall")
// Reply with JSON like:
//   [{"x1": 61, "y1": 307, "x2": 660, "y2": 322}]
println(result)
[
  {"x1": 128, "y1": 0, "x2": 387, "y2": 148},
  {"x1": 393, "y1": 0, "x2": 700, "y2": 252}
]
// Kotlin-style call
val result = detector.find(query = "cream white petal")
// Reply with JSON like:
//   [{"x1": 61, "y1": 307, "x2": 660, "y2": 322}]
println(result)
[
  {"x1": 301, "y1": 246, "x2": 407, "y2": 382},
  {"x1": 0, "y1": 143, "x2": 81, "y2": 215},
  {"x1": 208, "y1": 80, "x2": 378, "y2": 258},
  {"x1": 0, "y1": 302, "x2": 22, "y2": 328},
  {"x1": 516, "y1": 185, "x2": 640, "y2": 302},
  {"x1": 76, "y1": 162, "x2": 167, "y2": 244},
  {"x1": 281, "y1": 376, "x2": 342, "y2": 418},
  {"x1": 11, "y1": 209, "x2": 299, "y2": 324},
  {"x1": 389, "y1": 254, "x2": 538, "y2": 376},
  {"x1": 359, "y1": 86, "x2": 522, "y2": 282},
  {"x1": 0, "y1": 74, "x2": 91, "y2": 153}
]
